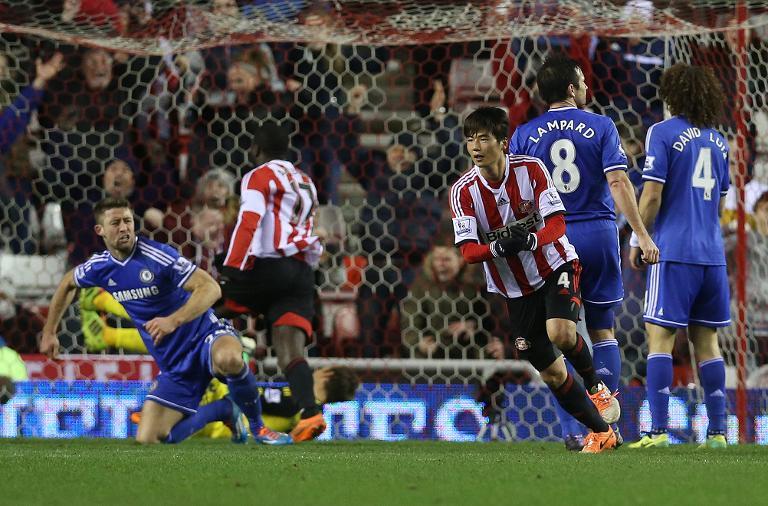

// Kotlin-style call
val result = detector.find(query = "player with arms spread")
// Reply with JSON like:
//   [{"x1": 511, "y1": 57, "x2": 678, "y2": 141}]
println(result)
[
  {"x1": 451, "y1": 106, "x2": 618, "y2": 453},
  {"x1": 40, "y1": 197, "x2": 292, "y2": 445},
  {"x1": 509, "y1": 53, "x2": 659, "y2": 448},
  {"x1": 628, "y1": 64, "x2": 731, "y2": 449},
  {"x1": 218, "y1": 121, "x2": 326, "y2": 442}
]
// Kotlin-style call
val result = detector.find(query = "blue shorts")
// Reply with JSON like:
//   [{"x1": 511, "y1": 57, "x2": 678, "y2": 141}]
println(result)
[
  {"x1": 567, "y1": 220, "x2": 623, "y2": 329},
  {"x1": 145, "y1": 324, "x2": 236, "y2": 415},
  {"x1": 643, "y1": 261, "x2": 731, "y2": 328}
]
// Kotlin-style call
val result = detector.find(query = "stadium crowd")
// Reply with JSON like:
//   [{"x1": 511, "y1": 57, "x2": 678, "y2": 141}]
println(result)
[{"x1": 0, "y1": 1, "x2": 767, "y2": 394}]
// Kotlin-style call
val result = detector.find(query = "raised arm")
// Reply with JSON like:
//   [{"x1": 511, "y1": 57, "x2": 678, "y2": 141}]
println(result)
[
  {"x1": 40, "y1": 269, "x2": 78, "y2": 359},
  {"x1": 143, "y1": 268, "x2": 222, "y2": 345}
]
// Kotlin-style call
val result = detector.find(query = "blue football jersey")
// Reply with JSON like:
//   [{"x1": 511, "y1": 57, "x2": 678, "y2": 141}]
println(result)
[
  {"x1": 509, "y1": 106, "x2": 628, "y2": 222},
  {"x1": 74, "y1": 236, "x2": 224, "y2": 373},
  {"x1": 642, "y1": 117, "x2": 729, "y2": 265}
]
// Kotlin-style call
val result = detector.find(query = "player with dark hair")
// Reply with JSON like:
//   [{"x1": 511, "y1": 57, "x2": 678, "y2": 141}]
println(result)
[
  {"x1": 628, "y1": 63, "x2": 730, "y2": 449},
  {"x1": 452, "y1": 106, "x2": 618, "y2": 453},
  {"x1": 39, "y1": 197, "x2": 292, "y2": 445},
  {"x1": 509, "y1": 53, "x2": 659, "y2": 449},
  {"x1": 218, "y1": 121, "x2": 327, "y2": 442},
  {"x1": 132, "y1": 366, "x2": 360, "y2": 439}
]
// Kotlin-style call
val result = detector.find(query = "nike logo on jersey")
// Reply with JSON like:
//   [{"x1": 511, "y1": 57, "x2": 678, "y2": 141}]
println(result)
[{"x1": 108, "y1": 279, "x2": 117, "y2": 286}]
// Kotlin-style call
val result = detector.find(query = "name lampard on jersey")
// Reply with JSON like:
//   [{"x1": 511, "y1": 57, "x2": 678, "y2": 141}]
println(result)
[
  {"x1": 526, "y1": 120, "x2": 595, "y2": 144},
  {"x1": 111, "y1": 285, "x2": 160, "y2": 302},
  {"x1": 484, "y1": 212, "x2": 542, "y2": 242}
]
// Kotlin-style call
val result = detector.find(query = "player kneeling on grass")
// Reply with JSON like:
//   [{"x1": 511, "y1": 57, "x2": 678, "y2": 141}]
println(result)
[
  {"x1": 450, "y1": 107, "x2": 619, "y2": 453},
  {"x1": 132, "y1": 367, "x2": 359, "y2": 439},
  {"x1": 40, "y1": 197, "x2": 292, "y2": 445}
]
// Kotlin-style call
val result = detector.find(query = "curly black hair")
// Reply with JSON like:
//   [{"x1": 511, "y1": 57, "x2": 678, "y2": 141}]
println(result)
[{"x1": 660, "y1": 63, "x2": 725, "y2": 129}]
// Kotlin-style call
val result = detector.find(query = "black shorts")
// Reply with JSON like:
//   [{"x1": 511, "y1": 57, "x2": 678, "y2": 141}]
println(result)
[
  {"x1": 219, "y1": 257, "x2": 315, "y2": 337},
  {"x1": 505, "y1": 261, "x2": 582, "y2": 371}
]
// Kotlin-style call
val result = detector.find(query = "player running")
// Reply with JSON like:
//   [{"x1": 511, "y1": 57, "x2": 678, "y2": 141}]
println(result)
[
  {"x1": 509, "y1": 53, "x2": 659, "y2": 449},
  {"x1": 217, "y1": 121, "x2": 326, "y2": 442},
  {"x1": 628, "y1": 63, "x2": 731, "y2": 449},
  {"x1": 451, "y1": 106, "x2": 618, "y2": 453},
  {"x1": 40, "y1": 197, "x2": 292, "y2": 445}
]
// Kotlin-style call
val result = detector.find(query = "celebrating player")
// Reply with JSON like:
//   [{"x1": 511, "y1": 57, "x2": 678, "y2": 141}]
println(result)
[
  {"x1": 39, "y1": 197, "x2": 292, "y2": 445},
  {"x1": 628, "y1": 63, "x2": 730, "y2": 449},
  {"x1": 509, "y1": 53, "x2": 659, "y2": 448},
  {"x1": 218, "y1": 121, "x2": 327, "y2": 442},
  {"x1": 451, "y1": 106, "x2": 618, "y2": 453}
]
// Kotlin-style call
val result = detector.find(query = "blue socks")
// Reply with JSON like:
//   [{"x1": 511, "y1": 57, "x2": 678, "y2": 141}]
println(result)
[
  {"x1": 592, "y1": 339, "x2": 621, "y2": 393},
  {"x1": 646, "y1": 353, "x2": 673, "y2": 433},
  {"x1": 165, "y1": 399, "x2": 232, "y2": 443},
  {"x1": 699, "y1": 357, "x2": 727, "y2": 435},
  {"x1": 226, "y1": 365, "x2": 264, "y2": 434}
]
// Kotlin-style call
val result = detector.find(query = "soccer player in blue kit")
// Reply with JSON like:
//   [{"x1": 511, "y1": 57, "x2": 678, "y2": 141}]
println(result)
[
  {"x1": 509, "y1": 54, "x2": 659, "y2": 449},
  {"x1": 39, "y1": 197, "x2": 292, "y2": 445},
  {"x1": 628, "y1": 63, "x2": 730, "y2": 449}
]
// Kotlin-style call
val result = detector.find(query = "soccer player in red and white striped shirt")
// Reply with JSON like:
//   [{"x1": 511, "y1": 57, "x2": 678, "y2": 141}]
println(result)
[
  {"x1": 451, "y1": 107, "x2": 618, "y2": 452},
  {"x1": 218, "y1": 121, "x2": 326, "y2": 442}
]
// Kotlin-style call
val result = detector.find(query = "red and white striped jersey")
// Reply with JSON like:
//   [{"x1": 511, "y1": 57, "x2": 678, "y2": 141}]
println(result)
[
  {"x1": 224, "y1": 159, "x2": 323, "y2": 269},
  {"x1": 450, "y1": 154, "x2": 577, "y2": 298}
]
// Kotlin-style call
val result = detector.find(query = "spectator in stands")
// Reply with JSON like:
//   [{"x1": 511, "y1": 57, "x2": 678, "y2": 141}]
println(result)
[
  {"x1": 195, "y1": 46, "x2": 292, "y2": 179},
  {"x1": 347, "y1": 135, "x2": 443, "y2": 357},
  {"x1": 400, "y1": 245, "x2": 491, "y2": 359},
  {"x1": 314, "y1": 205, "x2": 366, "y2": 354},
  {"x1": 727, "y1": 192, "x2": 768, "y2": 364},
  {"x1": 0, "y1": 277, "x2": 44, "y2": 354},
  {"x1": 1, "y1": 51, "x2": 64, "y2": 152},
  {"x1": 1, "y1": 135, "x2": 41, "y2": 254},
  {"x1": 66, "y1": 156, "x2": 145, "y2": 265},
  {"x1": 144, "y1": 168, "x2": 235, "y2": 273},
  {"x1": 0, "y1": 52, "x2": 63, "y2": 255},
  {"x1": 38, "y1": 48, "x2": 124, "y2": 131},
  {"x1": 277, "y1": 5, "x2": 373, "y2": 204}
]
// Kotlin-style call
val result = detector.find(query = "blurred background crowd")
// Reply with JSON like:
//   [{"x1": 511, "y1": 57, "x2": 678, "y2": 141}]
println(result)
[{"x1": 1, "y1": 1, "x2": 768, "y2": 391}]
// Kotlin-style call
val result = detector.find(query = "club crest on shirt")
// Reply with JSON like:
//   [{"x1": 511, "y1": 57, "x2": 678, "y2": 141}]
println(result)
[
  {"x1": 139, "y1": 269, "x2": 154, "y2": 283},
  {"x1": 515, "y1": 337, "x2": 531, "y2": 351},
  {"x1": 518, "y1": 200, "x2": 534, "y2": 215}
]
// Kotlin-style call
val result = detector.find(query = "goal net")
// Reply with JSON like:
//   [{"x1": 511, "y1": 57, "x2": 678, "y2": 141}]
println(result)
[{"x1": 0, "y1": 0, "x2": 767, "y2": 443}]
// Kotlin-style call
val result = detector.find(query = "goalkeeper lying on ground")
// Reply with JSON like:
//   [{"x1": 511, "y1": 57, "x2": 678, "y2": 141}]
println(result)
[{"x1": 80, "y1": 288, "x2": 359, "y2": 438}]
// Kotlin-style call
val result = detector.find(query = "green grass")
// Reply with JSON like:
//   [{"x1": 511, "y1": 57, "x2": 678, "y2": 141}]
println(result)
[{"x1": 2, "y1": 440, "x2": 767, "y2": 506}]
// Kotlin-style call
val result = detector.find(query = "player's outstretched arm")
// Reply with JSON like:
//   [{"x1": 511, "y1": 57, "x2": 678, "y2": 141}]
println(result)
[
  {"x1": 144, "y1": 268, "x2": 222, "y2": 345},
  {"x1": 606, "y1": 170, "x2": 659, "y2": 265},
  {"x1": 630, "y1": 181, "x2": 664, "y2": 270},
  {"x1": 40, "y1": 269, "x2": 79, "y2": 359}
]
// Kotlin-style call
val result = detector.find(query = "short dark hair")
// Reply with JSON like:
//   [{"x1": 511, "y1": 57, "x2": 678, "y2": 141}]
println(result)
[
  {"x1": 536, "y1": 53, "x2": 581, "y2": 104},
  {"x1": 94, "y1": 197, "x2": 132, "y2": 224},
  {"x1": 252, "y1": 121, "x2": 290, "y2": 160},
  {"x1": 660, "y1": 63, "x2": 724, "y2": 129},
  {"x1": 324, "y1": 366, "x2": 359, "y2": 404},
  {"x1": 462, "y1": 107, "x2": 508, "y2": 143}
]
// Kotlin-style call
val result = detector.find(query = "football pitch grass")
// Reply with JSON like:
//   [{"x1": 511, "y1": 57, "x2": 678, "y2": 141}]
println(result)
[{"x1": 3, "y1": 440, "x2": 767, "y2": 506}]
